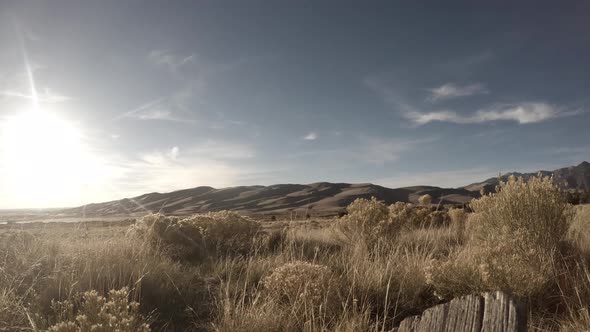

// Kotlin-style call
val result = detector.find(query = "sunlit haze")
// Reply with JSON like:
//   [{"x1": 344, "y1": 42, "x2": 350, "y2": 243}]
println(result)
[{"x1": 1, "y1": 1, "x2": 589, "y2": 208}]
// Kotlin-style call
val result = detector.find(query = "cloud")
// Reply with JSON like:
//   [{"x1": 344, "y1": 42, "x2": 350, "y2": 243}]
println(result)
[
  {"x1": 168, "y1": 146, "x2": 180, "y2": 160},
  {"x1": 148, "y1": 50, "x2": 195, "y2": 71},
  {"x1": 117, "y1": 96, "x2": 195, "y2": 122},
  {"x1": 406, "y1": 102, "x2": 558, "y2": 125},
  {"x1": 303, "y1": 132, "x2": 317, "y2": 140},
  {"x1": 360, "y1": 136, "x2": 433, "y2": 165},
  {"x1": 365, "y1": 78, "x2": 563, "y2": 126},
  {"x1": 290, "y1": 136, "x2": 432, "y2": 166},
  {"x1": 428, "y1": 83, "x2": 488, "y2": 101},
  {"x1": 133, "y1": 50, "x2": 258, "y2": 125},
  {"x1": 119, "y1": 141, "x2": 257, "y2": 194}
]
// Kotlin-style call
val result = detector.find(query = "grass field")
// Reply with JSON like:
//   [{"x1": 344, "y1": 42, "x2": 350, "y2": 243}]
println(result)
[{"x1": 1, "y1": 176, "x2": 589, "y2": 331}]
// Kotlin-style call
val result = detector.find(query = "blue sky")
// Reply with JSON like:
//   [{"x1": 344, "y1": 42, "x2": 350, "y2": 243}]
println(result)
[{"x1": 1, "y1": 1, "x2": 589, "y2": 208}]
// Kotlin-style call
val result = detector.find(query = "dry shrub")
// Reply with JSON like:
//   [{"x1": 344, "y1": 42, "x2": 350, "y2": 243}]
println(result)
[
  {"x1": 338, "y1": 197, "x2": 393, "y2": 243},
  {"x1": 129, "y1": 211, "x2": 261, "y2": 261},
  {"x1": 263, "y1": 261, "x2": 341, "y2": 309},
  {"x1": 471, "y1": 175, "x2": 573, "y2": 250},
  {"x1": 48, "y1": 287, "x2": 150, "y2": 332},
  {"x1": 388, "y1": 202, "x2": 439, "y2": 229},
  {"x1": 424, "y1": 248, "x2": 483, "y2": 300},
  {"x1": 338, "y1": 198, "x2": 447, "y2": 244},
  {"x1": 568, "y1": 205, "x2": 590, "y2": 254},
  {"x1": 418, "y1": 194, "x2": 432, "y2": 206},
  {"x1": 447, "y1": 208, "x2": 467, "y2": 239},
  {"x1": 427, "y1": 175, "x2": 576, "y2": 301}
]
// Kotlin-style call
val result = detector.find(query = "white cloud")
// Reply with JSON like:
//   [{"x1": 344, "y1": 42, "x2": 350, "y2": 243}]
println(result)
[
  {"x1": 121, "y1": 141, "x2": 256, "y2": 195},
  {"x1": 303, "y1": 132, "x2": 318, "y2": 140},
  {"x1": 428, "y1": 83, "x2": 488, "y2": 102},
  {"x1": 406, "y1": 102, "x2": 557, "y2": 125},
  {"x1": 366, "y1": 77, "x2": 562, "y2": 126}
]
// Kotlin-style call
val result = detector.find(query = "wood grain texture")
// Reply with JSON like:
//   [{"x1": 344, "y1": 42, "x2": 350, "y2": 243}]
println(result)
[{"x1": 396, "y1": 292, "x2": 526, "y2": 332}]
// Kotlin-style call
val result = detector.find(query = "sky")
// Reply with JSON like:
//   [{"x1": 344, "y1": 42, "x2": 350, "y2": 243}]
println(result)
[{"x1": 0, "y1": 1, "x2": 589, "y2": 208}]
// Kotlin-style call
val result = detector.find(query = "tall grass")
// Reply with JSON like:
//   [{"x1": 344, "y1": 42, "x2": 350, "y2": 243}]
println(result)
[{"x1": 1, "y1": 176, "x2": 589, "y2": 331}]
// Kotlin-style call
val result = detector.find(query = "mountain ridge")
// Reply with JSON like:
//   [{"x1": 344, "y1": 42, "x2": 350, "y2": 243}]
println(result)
[{"x1": 62, "y1": 161, "x2": 590, "y2": 217}]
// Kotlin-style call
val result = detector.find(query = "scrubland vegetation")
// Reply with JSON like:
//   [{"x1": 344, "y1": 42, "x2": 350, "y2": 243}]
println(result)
[{"x1": 1, "y1": 176, "x2": 590, "y2": 331}]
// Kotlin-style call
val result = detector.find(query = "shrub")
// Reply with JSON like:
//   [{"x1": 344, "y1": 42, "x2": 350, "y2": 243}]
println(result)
[
  {"x1": 418, "y1": 194, "x2": 432, "y2": 206},
  {"x1": 337, "y1": 198, "x2": 451, "y2": 244},
  {"x1": 337, "y1": 197, "x2": 396, "y2": 243},
  {"x1": 263, "y1": 261, "x2": 340, "y2": 308},
  {"x1": 48, "y1": 287, "x2": 150, "y2": 332},
  {"x1": 568, "y1": 205, "x2": 590, "y2": 254},
  {"x1": 447, "y1": 208, "x2": 467, "y2": 239},
  {"x1": 389, "y1": 202, "x2": 423, "y2": 228},
  {"x1": 447, "y1": 208, "x2": 467, "y2": 225},
  {"x1": 129, "y1": 211, "x2": 261, "y2": 261},
  {"x1": 427, "y1": 175, "x2": 576, "y2": 299},
  {"x1": 470, "y1": 175, "x2": 573, "y2": 250},
  {"x1": 424, "y1": 249, "x2": 484, "y2": 300},
  {"x1": 389, "y1": 202, "x2": 447, "y2": 229}
]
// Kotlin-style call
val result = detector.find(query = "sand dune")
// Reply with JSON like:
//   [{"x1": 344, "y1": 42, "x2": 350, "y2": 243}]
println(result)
[{"x1": 61, "y1": 161, "x2": 589, "y2": 217}]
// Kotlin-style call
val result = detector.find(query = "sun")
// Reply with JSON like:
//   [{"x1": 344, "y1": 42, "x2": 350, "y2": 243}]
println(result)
[{"x1": 0, "y1": 110, "x2": 103, "y2": 208}]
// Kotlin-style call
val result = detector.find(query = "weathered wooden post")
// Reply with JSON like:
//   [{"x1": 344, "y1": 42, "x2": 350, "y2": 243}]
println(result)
[{"x1": 396, "y1": 291, "x2": 527, "y2": 332}]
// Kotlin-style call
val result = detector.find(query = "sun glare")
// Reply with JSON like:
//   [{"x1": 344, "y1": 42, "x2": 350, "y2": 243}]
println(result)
[{"x1": 1, "y1": 110, "x2": 104, "y2": 207}]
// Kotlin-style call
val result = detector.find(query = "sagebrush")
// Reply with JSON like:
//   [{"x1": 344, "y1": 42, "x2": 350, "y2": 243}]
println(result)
[{"x1": 1, "y1": 178, "x2": 589, "y2": 331}]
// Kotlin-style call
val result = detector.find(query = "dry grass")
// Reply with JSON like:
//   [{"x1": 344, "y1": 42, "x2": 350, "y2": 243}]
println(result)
[{"x1": 1, "y1": 178, "x2": 590, "y2": 331}]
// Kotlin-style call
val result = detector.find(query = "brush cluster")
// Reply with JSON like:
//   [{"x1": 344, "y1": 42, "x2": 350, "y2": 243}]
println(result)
[{"x1": 1, "y1": 175, "x2": 589, "y2": 331}]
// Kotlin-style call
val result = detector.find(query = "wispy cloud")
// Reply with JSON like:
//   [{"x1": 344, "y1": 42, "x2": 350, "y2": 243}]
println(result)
[
  {"x1": 119, "y1": 140, "x2": 257, "y2": 194},
  {"x1": 427, "y1": 82, "x2": 488, "y2": 102},
  {"x1": 128, "y1": 49, "x2": 262, "y2": 125},
  {"x1": 303, "y1": 132, "x2": 318, "y2": 140},
  {"x1": 406, "y1": 102, "x2": 557, "y2": 125},
  {"x1": 148, "y1": 50, "x2": 195, "y2": 72},
  {"x1": 363, "y1": 77, "x2": 419, "y2": 114},
  {"x1": 117, "y1": 98, "x2": 174, "y2": 121},
  {"x1": 360, "y1": 136, "x2": 434, "y2": 165},
  {"x1": 290, "y1": 135, "x2": 432, "y2": 166},
  {"x1": 117, "y1": 93, "x2": 196, "y2": 123},
  {"x1": 365, "y1": 77, "x2": 565, "y2": 126}
]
